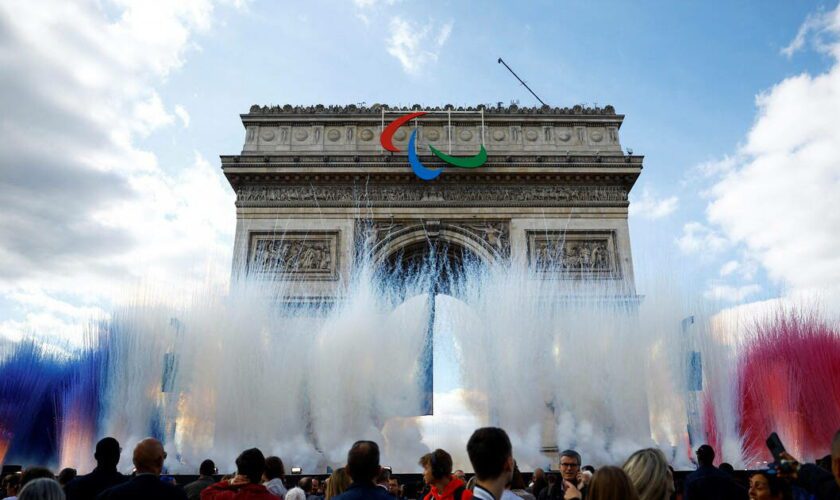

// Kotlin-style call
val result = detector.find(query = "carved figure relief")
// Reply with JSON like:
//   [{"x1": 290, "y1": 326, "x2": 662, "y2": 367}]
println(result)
[
  {"x1": 248, "y1": 232, "x2": 339, "y2": 280},
  {"x1": 237, "y1": 184, "x2": 628, "y2": 207},
  {"x1": 527, "y1": 231, "x2": 620, "y2": 278}
]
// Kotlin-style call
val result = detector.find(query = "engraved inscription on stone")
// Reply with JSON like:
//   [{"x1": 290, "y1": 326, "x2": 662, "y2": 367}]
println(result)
[
  {"x1": 527, "y1": 231, "x2": 620, "y2": 278},
  {"x1": 248, "y1": 231, "x2": 339, "y2": 280}
]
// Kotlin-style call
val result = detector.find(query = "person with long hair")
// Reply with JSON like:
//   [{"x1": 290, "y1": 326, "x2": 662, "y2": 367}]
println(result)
[
  {"x1": 564, "y1": 466, "x2": 639, "y2": 500},
  {"x1": 324, "y1": 468, "x2": 350, "y2": 500},
  {"x1": 622, "y1": 448, "x2": 675, "y2": 500}
]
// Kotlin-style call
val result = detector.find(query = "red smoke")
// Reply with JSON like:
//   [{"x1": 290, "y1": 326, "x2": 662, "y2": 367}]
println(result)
[{"x1": 738, "y1": 311, "x2": 840, "y2": 462}]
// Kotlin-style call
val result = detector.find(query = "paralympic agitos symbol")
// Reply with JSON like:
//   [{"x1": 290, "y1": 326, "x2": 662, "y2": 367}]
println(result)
[{"x1": 380, "y1": 112, "x2": 488, "y2": 180}]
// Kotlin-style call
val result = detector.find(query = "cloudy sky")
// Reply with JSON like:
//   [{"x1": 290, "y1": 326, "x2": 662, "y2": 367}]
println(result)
[{"x1": 1, "y1": 0, "x2": 839, "y2": 343}]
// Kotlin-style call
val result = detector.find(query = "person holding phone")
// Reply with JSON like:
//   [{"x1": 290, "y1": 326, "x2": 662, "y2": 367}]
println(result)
[
  {"x1": 774, "y1": 429, "x2": 840, "y2": 500},
  {"x1": 539, "y1": 450, "x2": 587, "y2": 500}
]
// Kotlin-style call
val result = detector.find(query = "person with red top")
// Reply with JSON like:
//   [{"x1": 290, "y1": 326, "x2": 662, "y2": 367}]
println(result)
[
  {"x1": 202, "y1": 448, "x2": 276, "y2": 500},
  {"x1": 419, "y1": 449, "x2": 473, "y2": 500}
]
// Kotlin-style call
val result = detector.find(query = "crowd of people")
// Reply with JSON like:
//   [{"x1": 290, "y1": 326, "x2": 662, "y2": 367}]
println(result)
[{"x1": 1, "y1": 426, "x2": 838, "y2": 500}]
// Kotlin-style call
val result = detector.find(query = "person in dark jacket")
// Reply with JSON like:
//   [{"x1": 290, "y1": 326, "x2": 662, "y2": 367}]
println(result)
[
  {"x1": 683, "y1": 444, "x2": 747, "y2": 500},
  {"x1": 780, "y1": 428, "x2": 840, "y2": 500},
  {"x1": 96, "y1": 437, "x2": 186, "y2": 500},
  {"x1": 65, "y1": 437, "x2": 127, "y2": 500},
  {"x1": 332, "y1": 441, "x2": 394, "y2": 500},
  {"x1": 184, "y1": 460, "x2": 218, "y2": 500}
]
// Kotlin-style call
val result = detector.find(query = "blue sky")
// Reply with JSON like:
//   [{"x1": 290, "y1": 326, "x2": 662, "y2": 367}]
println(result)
[{"x1": 1, "y1": 0, "x2": 839, "y2": 341}]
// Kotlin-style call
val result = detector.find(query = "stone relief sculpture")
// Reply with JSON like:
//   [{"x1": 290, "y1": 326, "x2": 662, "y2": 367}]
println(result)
[
  {"x1": 249, "y1": 233, "x2": 338, "y2": 279},
  {"x1": 236, "y1": 184, "x2": 628, "y2": 207},
  {"x1": 529, "y1": 232, "x2": 618, "y2": 277}
]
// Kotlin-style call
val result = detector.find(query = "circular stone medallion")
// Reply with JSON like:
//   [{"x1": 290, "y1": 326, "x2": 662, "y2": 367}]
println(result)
[
  {"x1": 557, "y1": 130, "x2": 572, "y2": 142},
  {"x1": 426, "y1": 129, "x2": 440, "y2": 141},
  {"x1": 394, "y1": 129, "x2": 407, "y2": 141},
  {"x1": 260, "y1": 129, "x2": 276, "y2": 141},
  {"x1": 459, "y1": 129, "x2": 473, "y2": 141},
  {"x1": 525, "y1": 129, "x2": 539, "y2": 141},
  {"x1": 492, "y1": 129, "x2": 505, "y2": 141},
  {"x1": 327, "y1": 129, "x2": 341, "y2": 142},
  {"x1": 360, "y1": 129, "x2": 374, "y2": 141},
  {"x1": 294, "y1": 129, "x2": 309, "y2": 141},
  {"x1": 590, "y1": 130, "x2": 604, "y2": 142}
]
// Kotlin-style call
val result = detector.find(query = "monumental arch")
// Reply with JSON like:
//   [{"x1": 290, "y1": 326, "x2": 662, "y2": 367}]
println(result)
[{"x1": 222, "y1": 103, "x2": 642, "y2": 302}]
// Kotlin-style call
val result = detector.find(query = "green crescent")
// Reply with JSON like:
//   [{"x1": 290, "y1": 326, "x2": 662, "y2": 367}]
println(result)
[{"x1": 428, "y1": 144, "x2": 488, "y2": 168}]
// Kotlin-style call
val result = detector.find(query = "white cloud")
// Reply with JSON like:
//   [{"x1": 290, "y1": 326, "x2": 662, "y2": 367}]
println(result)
[
  {"x1": 781, "y1": 6, "x2": 840, "y2": 58},
  {"x1": 703, "y1": 284, "x2": 762, "y2": 303},
  {"x1": 386, "y1": 16, "x2": 453, "y2": 75},
  {"x1": 353, "y1": 0, "x2": 400, "y2": 8},
  {"x1": 174, "y1": 104, "x2": 191, "y2": 128},
  {"x1": 692, "y1": 3, "x2": 840, "y2": 312},
  {"x1": 719, "y1": 260, "x2": 739, "y2": 277},
  {"x1": 133, "y1": 92, "x2": 175, "y2": 135},
  {"x1": 0, "y1": 0, "x2": 240, "y2": 342},
  {"x1": 676, "y1": 222, "x2": 729, "y2": 255},
  {"x1": 629, "y1": 186, "x2": 678, "y2": 219}
]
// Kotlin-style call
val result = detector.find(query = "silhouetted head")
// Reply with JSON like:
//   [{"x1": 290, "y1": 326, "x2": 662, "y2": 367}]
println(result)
[
  {"x1": 299, "y1": 476, "x2": 313, "y2": 493},
  {"x1": 346, "y1": 440, "x2": 381, "y2": 485},
  {"x1": 265, "y1": 456, "x2": 285, "y2": 480},
  {"x1": 467, "y1": 427, "x2": 513, "y2": 483},
  {"x1": 57, "y1": 468, "x2": 77, "y2": 486},
  {"x1": 199, "y1": 459, "x2": 216, "y2": 477},
  {"x1": 94, "y1": 437, "x2": 121, "y2": 469},
  {"x1": 236, "y1": 448, "x2": 266, "y2": 484},
  {"x1": 696, "y1": 445, "x2": 715, "y2": 467},
  {"x1": 20, "y1": 468, "x2": 54, "y2": 489}
]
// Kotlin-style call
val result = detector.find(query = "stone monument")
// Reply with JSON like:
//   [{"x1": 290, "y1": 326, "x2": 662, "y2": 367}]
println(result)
[
  {"x1": 222, "y1": 103, "x2": 642, "y2": 460},
  {"x1": 222, "y1": 103, "x2": 642, "y2": 302}
]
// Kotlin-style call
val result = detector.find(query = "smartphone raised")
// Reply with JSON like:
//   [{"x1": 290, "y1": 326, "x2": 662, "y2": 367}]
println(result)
[{"x1": 766, "y1": 432, "x2": 786, "y2": 462}]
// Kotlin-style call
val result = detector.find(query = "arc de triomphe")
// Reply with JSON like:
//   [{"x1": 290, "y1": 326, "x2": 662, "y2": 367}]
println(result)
[{"x1": 222, "y1": 103, "x2": 641, "y2": 302}]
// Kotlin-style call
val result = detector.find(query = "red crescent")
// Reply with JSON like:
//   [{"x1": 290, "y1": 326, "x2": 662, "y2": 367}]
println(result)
[{"x1": 380, "y1": 111, "x2": 427, "y2": 152}]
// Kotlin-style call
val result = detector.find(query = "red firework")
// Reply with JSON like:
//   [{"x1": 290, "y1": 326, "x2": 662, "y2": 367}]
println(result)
[{"x1": 738, "y1": 310, "x2": 840, "y2": 463}]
